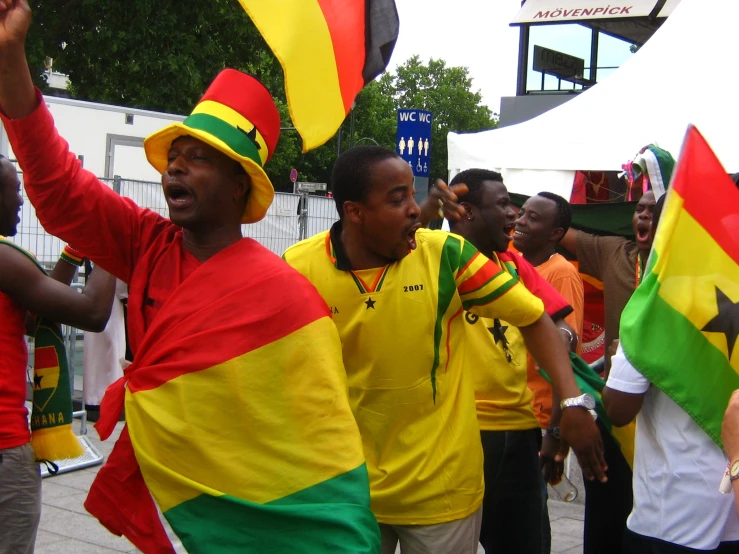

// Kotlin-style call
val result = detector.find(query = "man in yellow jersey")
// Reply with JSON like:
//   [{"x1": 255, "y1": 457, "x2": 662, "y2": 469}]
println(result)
[
  {"x1": 424, "y1": 171, "x2": 579, "y2": 554},
  {"x1": 284, "y1": 146, "x2": 606, "y2": 554}
]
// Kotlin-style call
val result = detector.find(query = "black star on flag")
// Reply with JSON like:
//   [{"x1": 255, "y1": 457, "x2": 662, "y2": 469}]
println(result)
[
  {"x1": 33, "y1": 374, "x2": 43, "y2": 389},
  {"x1": 365, "y1": 297, "x2": 376, "y2": 310},
  {"x1": 488, "y1": 319, "x2": 509, "y2": 348},
  {"x1": 702, "y1": 286, "x2": 739, "y2": 361}
]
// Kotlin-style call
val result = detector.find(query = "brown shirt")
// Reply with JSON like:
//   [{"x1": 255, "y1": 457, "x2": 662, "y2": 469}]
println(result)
[{"x1": 576, "y1": 233, "x2": 640, "y2": 372}]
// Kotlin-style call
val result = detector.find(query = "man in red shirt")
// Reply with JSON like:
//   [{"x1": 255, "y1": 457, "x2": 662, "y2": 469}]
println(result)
[
  {"x1": 0, "y1": 153, "x2": 116, "y2": 553},
  {"x1": 0, "y1": 2, "x2": 379, "y2": 552}
]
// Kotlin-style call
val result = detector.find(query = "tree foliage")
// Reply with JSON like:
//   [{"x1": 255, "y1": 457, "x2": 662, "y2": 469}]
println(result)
[{"x1": 26, "y1": 4, "x2": 496, "y2": 192}]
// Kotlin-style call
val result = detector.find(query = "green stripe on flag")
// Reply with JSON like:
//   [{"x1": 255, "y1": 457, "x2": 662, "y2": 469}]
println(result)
[
  {"x1": 163, "y1": 464, "x2": 379, "y2": 553},
  {"x1": 183, "y1": 113, "x2": 263, "y2": 167},
  {"x1": 621, "y1": 274, "x2": 739, "y2": 448}
]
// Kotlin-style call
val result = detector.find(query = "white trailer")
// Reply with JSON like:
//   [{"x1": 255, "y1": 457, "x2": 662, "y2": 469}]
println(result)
[{"x1": 1, "y1": 94, "x2": 185, "y2": 182}]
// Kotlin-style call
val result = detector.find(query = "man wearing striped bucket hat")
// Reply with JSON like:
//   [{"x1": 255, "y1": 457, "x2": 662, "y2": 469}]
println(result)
[{"x1": 0, "y1": 2, "x2": 380, "y2": 552}]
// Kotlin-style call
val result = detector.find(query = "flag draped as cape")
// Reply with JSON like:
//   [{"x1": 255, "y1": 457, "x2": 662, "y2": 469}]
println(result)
[{"x1": 86, "y1": 239, "x2": 379, "y2": 553}]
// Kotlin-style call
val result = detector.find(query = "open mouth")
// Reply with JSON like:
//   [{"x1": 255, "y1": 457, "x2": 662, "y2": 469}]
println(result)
[
  {"x1": 405, "y1": 223, "x2": 422, "y2": 250},
  {"x1": 164, "y1": 183, "x2": 194, "y2": 209},
  {"x1": 636, "y1": 224, "x2": 651, "y2": 242},
  {"x1": 503, "y1": 223, "x2": 515, "y2": 239}
]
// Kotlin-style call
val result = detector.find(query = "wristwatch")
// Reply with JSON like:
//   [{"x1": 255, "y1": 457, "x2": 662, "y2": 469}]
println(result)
[
  {"x1": 560, "y1": 393, "x2": 596, "y2": 411},
  {"x1": 544, "y1": 426, "x2": 561, "y2": 439},
  {"x1": 729, "y1": 460, "x2": 739, "y2": 482}
]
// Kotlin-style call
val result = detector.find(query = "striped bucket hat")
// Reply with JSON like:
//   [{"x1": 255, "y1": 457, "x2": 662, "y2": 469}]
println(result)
[{"x1": 144, "y1": 69, "x2": 280, "y2": 223}]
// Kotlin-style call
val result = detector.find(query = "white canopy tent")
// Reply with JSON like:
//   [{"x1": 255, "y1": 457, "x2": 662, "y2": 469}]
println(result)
[{"x1": 448, "y1": 0, "x2": 739, "y2": 197}]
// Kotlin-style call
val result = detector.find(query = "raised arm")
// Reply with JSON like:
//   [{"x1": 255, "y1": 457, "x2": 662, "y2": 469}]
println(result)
[
  {"x1": 0, "y1": 244, "x2": 116, "y2": 332},
  {"x1": 560, "y1": 228, "x2": 578, "y2": 257},
  {"x1": 0, "y1": 0, "x2": 170, "y2": 282}
]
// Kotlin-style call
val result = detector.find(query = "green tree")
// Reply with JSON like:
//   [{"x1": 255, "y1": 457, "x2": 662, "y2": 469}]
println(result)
[
  {"x1": 387, "y1": 56, "x2": 498, "y2": 181},
  {"x1": 25, "y1": 5, "x2": 496, "y2": 190},
  {"x1": 26, "y1": 0, "x2": 279, "y2": 114}
]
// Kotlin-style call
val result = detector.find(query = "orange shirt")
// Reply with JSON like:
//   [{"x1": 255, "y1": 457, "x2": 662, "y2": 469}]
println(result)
[{"x1": 526, "y1": 254, "x2": 584, "y2": 428}]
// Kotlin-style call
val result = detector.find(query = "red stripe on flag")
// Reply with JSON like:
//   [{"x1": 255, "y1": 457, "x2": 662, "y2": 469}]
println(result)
[
  {"x1": 317, "y1": 0, "x2": 367, "y2": 114},
  {"x1": 34, "y1": 346, "x2": 59, "y2": 370},
  {"x1": 126, "y1": 244, "x2": 333, "y2": 393},
  {"x1": 672, "y1": 127, "x2": 739, "y2": 264},
  {"x1": 457, "y1": 262, "x2": 502, "y2": 296}
]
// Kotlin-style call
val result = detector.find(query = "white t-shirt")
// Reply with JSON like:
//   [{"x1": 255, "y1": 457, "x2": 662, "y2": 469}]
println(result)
[{"x1": 607, "y1": 344, "x2": 739, "y2": 549}]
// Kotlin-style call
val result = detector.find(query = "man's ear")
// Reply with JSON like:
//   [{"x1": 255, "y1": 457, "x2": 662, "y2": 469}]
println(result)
[
  {"x1": 233, "y1": 171, "x2": 251, "y2": 202},
  {"x1": 344, "y1": 201, "x2": 363, "y2": 224},
  {"x1": 550, "y1": 227, "x2": 565, "y2": 243},
  {"x1": 460, "y1": 202, "x2": 474, "y2": 221}
]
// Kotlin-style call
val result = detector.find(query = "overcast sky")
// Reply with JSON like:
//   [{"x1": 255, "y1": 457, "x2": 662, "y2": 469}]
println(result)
[{"x1": 390, "y1": 0, "x2": 525, "y2": 114}]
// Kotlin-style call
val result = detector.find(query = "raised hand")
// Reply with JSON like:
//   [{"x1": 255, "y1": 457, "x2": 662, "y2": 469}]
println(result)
[
  {"x1": 0, "y1": 0, "x2": 32, "y2": 47},
  {"x1": 0, "y1": 0, "x2": 37, "y2": 119},
  {"x1": 418, "y1": 178, "x2": 468, "y2": 227}
]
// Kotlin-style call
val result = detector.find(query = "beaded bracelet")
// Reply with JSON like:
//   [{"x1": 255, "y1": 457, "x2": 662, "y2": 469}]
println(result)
[{"x1": 60, "y1": 245, "x2": 85, "y2": 267}]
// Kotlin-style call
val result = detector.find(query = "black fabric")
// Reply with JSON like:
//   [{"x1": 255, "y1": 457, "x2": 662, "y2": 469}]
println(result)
[
  {"x1": 510, "y1": 193, "x2": 637, "y2": 239},
  {"x1": 623, "y1": 529, "x2": 739, "y2": 554},
  {"x1": 479, "y1": 428, "x2": 543, "y2": 554},
  {"x1": 583, "y1": 418, "x2": 634, "y2": 554},
  {"x1": 329, "y1": 220, "x2": 353, "y2": 271},
  {"x1": 362, "y1": 0, "x2": 399, "y2": 83}
]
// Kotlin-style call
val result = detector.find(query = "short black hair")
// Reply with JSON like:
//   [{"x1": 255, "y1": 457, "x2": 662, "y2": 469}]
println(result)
[
  {"x1": 536, "y1": 191, "x2": 572, "y2": 235},
  {"x1": 652, "y1": 193, "x2": 667, "y2": 231},
  {"x1": 331, "y1": 145, "x2": 400, "y2": 219},
  {"x1": 450, "y1": 169, "x2": 504, "y2": 207}
]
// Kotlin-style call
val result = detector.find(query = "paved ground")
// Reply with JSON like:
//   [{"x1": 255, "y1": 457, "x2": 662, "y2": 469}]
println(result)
[{"x1": 34, "y1": 421, "x2": 585, "y2": 553}]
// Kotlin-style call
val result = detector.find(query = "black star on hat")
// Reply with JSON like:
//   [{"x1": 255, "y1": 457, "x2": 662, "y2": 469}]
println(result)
[
  {"x1": 488, "y1": 319, "x2": 509, "y2": 347},
  {"x1": 702, "y1": 285, "x2": 739, "y2": 361},
  {"x1": 33, "y1": 374, "x2": 43, "y2": 389},
  {"x1": 237, "y1": 125, "x2": 262, "y2": 150},
  {"x1": 365, "y1": 297, "x2": 376, "y2": 310}
]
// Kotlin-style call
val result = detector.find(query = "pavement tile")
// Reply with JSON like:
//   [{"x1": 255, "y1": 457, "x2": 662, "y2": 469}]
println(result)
[
  {"x1": 33, "y1": 529, "x2": 69, "y2": 549},
  {"x1": 44, "y1": 490, "x2": 92, "y2": 516},
  {"x1": 552, "y1": 517, "x2": 585, "y2": 539},
  {"x1": 551, "y1": 533, "x2": 584, "y2": 553},
  {"x1": 548, "y1": 499, "x2": 586, "y2": 521},
  {"x1": 39, "y1": 505, "x2": 134, "y2": 552},
  {"x1": 42, "y1": 481, "x2": 85, "y2": 501},
  {"x1": 51, "y1": 469, "x2": 98, "y2": 492},
  {"x1": 35, "y1": 537, "x2": 124, "y2": 554}
]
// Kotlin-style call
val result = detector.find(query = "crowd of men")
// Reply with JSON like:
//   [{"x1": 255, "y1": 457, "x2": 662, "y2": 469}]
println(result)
[{"x1": 1, "y1": 0, "x2": 739, "y2": 553}]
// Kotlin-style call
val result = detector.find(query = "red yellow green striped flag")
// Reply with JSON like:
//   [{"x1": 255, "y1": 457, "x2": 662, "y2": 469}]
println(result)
[
  {"x1": 85, "y1": 240, "x2": 379, "y2": 553},
  {"x1": 620, "y1": 126, "x2": 739, "y2": 448},
  {"x1": 237, "y1": 0, "x2": 399, "y2": 151}
]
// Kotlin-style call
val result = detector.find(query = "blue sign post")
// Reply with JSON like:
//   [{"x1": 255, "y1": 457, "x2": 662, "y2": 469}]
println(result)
[{"x1": 396, "y1": 109, "x2": 432, "y2": 203}]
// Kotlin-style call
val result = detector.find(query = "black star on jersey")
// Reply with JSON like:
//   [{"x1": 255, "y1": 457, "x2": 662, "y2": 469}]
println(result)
[
  {"x1": 34, "y1": 374, "x2": 43, "y2": 389},
  {"x1": 702, "y1": 286, "x2": 739, "y2": 360},
  {"x1": 488, "y1": 319, "x2": 509, "y2": 347},
  {"x1": 365, "y1": 297, "x2": 376, "y2": 310}
]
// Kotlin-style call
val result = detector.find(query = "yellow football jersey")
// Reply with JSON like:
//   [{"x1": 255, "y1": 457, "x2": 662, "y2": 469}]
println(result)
[{"x1": 284, "y1": 227, "x2": 544, "y2": 525}]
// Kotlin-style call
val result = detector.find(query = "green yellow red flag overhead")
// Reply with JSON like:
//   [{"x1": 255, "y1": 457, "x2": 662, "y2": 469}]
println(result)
[
  {"x1": 238, "y1": 0, "x2": 399, "y2": 151},
  {"x1": 620, "y1": 125, "x2": 739, "y2": 449}
]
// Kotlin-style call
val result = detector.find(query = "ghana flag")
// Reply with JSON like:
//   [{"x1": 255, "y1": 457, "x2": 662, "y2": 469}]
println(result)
[
  {"x1": 620, "y1": 126, "x2": 739, "y2": 449},
  {"x1": 238, "y1": 0, "x2": 399, "y2": 151},
  {"x1": 87, "y1": 240, "x2": 379, "y2": 553}
]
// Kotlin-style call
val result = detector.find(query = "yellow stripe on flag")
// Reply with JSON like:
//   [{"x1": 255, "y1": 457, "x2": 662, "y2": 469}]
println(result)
[
  {"x1": 127, "y1": 317, "x2": 365, "y2": 513},
  {"x1": 237, "y1": 1, "x2": 346, "y2": 151},
  {"x1": 35, "y1": 365, "x2": 60, "y2": 390},
  {"x1": 655, "y1": 193, "x2": 739, "y2": 363},
  {"x1": 192, "y1": 100, "x2": 269, "y2": 165}
]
